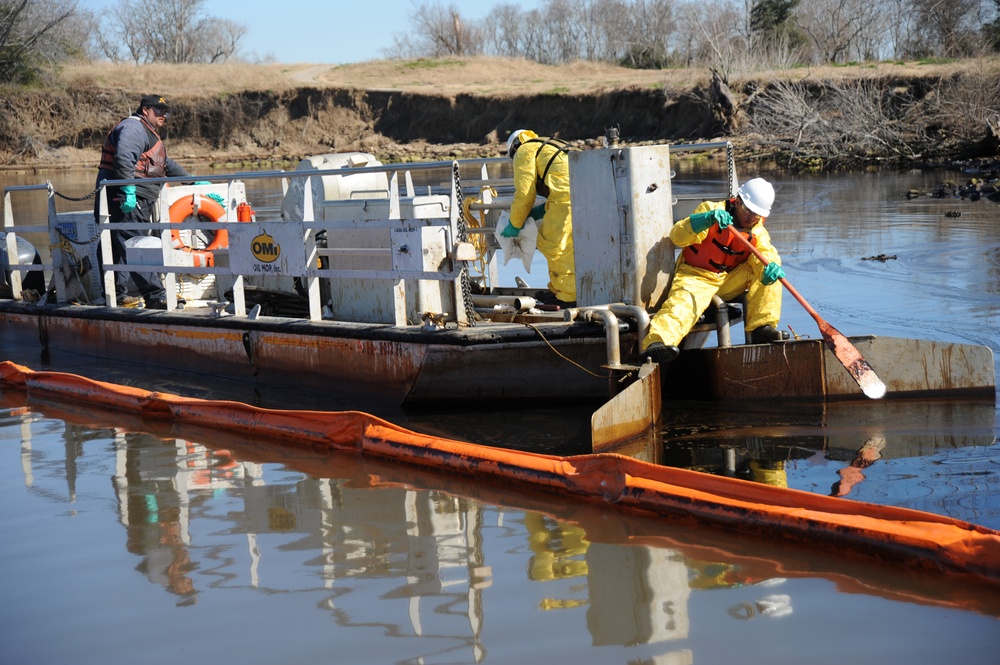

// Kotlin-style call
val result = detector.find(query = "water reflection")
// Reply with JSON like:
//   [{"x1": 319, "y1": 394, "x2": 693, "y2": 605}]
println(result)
[{"x1": 5, "y1": 395, "x2": 1000, "y2": 664}]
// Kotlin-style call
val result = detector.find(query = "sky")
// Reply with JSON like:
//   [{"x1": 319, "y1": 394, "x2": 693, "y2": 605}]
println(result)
[{"x1": 83, "y1": 0, "x2": 544, "y2": 64}]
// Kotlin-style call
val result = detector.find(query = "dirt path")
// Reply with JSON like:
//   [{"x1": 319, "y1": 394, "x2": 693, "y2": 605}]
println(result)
[{"x1": 288, "y1": 65, "x2": 331, "y2": 84}]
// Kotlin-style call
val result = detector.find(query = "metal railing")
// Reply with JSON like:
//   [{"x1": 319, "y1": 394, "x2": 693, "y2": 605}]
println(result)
[{"x1": 3, "y1": 156, "x2": 514, "y2": 326}]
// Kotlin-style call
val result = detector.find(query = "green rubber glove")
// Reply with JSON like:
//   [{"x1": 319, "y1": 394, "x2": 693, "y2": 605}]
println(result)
[
  {"x1": 120, "y1": 185, "x2": 137, "y2": 213},
  {"x1": 500, "y1": 222, "x2": 522, "y2": 238},
  {"x1": 206, "y1": 193, "x2": 225, "y2": 206},
  {"x1": 193, "y1": 181, "x2": 211, "y2": 186},
  {"x1": 761, "y1": 262, "x2": 785, "y2": 285},
  {"x1": 529, "y1": 203, "x2": 546, "y2": 220},
  {"x1": 689, "y1": 209, "x2": 733, "y2": 233}
]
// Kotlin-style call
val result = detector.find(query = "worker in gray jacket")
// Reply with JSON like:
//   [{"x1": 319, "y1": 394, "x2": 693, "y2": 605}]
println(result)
[{"x1": 95, "y1": 94, "x2": 193, "y2": 309}]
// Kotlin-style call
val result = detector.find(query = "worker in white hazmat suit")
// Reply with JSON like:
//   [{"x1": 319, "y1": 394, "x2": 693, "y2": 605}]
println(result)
[
  {"x1": 641, "y1": 177, "x2": 787, "y2": 364},
  {"x1": 499, "y1": 129, "x2": 576, "y2": 306}
]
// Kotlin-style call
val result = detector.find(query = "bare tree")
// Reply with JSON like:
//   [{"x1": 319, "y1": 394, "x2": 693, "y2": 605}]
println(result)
[
  {"x1": 909, "y1": 0, "x2": 981, "y2": 56},
  {"x1": 575, "y1": 0, "x2": 613, "y2": 61},
  {"x1": 985, "y1": 0, "x2": 1000, "y2": 52},
  {"x1": 796, "y1": 0, "x2": 883, "y2": 63},
  {"x1": 390, "y1": 0, "x2": 988, "y2": 69},
  {"x1": 519, "y1": 8, "x2": 553, "y2": 62},
  {"x1": 675, "y1": 0, "x2": 745, "y2": 75},
  {"x1": 0, "y1": 0, "x2": 89, "y2": 82},
  {"x1": 482, "y1": 3, "x2": 523, "y2": 57},
  {"x1": 95, "y1": 0, "x2": 245, "y2": 64},
  {"x1": 198, "y1": 18, "x2": 245, "y2": 63},
  {"x1": 877, "y1": 0, "x2": 907, "y2": 57},
  {"x1": 544, "y1": 0, "x2": 586, "y2": 62},
  {"x1": 408, "y1": 2, "x2": 483, "y2": 56},
  {"x1": 406, "y1": 0, "x2": 677, "y2": 66},
  {"x1": 616, "y1": 0, "x2": 676, "y2": 67}
]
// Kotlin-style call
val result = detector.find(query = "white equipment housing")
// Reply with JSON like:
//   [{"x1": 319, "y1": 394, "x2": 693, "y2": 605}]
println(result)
[{"x1": 569, "y1": 144, "x2": 677, "y2": 309}]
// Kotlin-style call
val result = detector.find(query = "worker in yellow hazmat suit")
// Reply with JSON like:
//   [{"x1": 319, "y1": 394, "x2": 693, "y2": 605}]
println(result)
[
  {"x1": 499, "y1": 129, "x2": 576, "y2": 306},
  {"x1": 641, "y1": 177, "x2": 786, "y2": 364}
]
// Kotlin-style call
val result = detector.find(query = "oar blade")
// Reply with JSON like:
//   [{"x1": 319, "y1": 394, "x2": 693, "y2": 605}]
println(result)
[
  {"x1": 853, "y1": 359, "x2": 888, "y2": 400},
  {"x1": 819, "y1": 322, "x2": 887, "y2": 399}
]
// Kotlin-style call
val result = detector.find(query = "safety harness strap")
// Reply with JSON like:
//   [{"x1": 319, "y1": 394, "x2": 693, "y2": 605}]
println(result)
[{"x1": 523, "y1": 138, "x2": 572, "y2": 196}]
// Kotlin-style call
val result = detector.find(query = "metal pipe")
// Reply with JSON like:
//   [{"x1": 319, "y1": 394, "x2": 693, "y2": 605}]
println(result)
[
  {"x1": 609, "y1": 304, "x2": 650, "y2": 345},
  {"x1": 561, "y1": 304, "x2": 602, "y2": 321},
  {"x1": 668, "y1": 140, "x2": 732, "y2": 154},
  {"x1": 563, "y1": 303, "x2": 650, "y2": 346},
  {"x1": 712, "y1": 295, "x2": 732, "y2": 348},
  {"x1": 466, "y1": 200, "x2": 513, "y2": 212},
  {"x1": 470, "y1": 294, "x2": 536, "y2": 311},
  {"x1": 582, "y1": 308, "x2": 621, "y2": 368}
]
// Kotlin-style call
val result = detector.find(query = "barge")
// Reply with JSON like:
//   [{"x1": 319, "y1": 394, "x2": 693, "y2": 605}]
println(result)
[{"x1": 1, "y1": 142, "x2": 994, "y2": 446}]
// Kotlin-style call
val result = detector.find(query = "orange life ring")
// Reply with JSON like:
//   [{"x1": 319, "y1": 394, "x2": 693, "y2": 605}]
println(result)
[{"x1": 169, "y1": 195, "x2": 228, "y2": 267}]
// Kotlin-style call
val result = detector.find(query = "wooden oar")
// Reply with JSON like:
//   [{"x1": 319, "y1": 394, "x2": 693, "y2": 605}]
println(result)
[{"x1": 728, "y1": 229, "x2": 887, "y2": 399}]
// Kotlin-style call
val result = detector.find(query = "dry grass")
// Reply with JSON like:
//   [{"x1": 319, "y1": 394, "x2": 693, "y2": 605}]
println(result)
[
  {"x1": 57, "y1": 55, "x2": 1000, "y2": 98},
  {"x1": 62, "y1": 61, "x2": 306, "y2": 95},
  {"x1": 60, "y1": 58, "x2": 687, "y2": 96}
]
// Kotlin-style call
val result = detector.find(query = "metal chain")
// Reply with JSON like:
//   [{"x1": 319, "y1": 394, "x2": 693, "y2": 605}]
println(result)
[
  {"x1": 55, "y1": 227, "x2": 101, "y2": 246},
  {"x1": 726, "y1": 141, "x2": 737, "y2": 198},
  {"x1": 54, "y1": 187, "x2": 100, "y2": 202},
  {"x1": 453, "y1": 162, "x2": 479, "y2": 326}
]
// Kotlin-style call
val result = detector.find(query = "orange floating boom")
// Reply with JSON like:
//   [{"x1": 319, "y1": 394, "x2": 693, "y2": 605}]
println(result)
[{"x1": 1, "y1": 360, "x2": 997, "y2": 586}]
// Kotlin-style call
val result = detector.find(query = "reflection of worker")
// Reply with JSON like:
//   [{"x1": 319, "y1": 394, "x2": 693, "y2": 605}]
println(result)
[
  {"x1": 749, "y1": 459, "x2": 788, "y2": 488},
  {"x1": 95, "y1": 94, "x2": 200, "y2": 310},
  {"x1": 831, "y1": 436, "x2": 886, "y2": 497},
  {"x1": 135, "y1": 519, "x2": 197, "y2": 601},
  {"x1": 524, "y1": 512, "x2": 589, "y2": 582},
  {"x1": 641, "y1": 178, "x2": 786, "y2": 364},
  {"x1": 500, "y1": 129, "x2": 576, "y2": 307},
  {"x1": 118, "y1": 432, "x2": 197, "y2": 603}
]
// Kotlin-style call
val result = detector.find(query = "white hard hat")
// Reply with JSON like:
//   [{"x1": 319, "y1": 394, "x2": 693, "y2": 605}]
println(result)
[
  {"x1": 506, "y1": 129, "x2": 528, "y2": 158},
  {"x1": 737, "y1": 178, "x2": 775, "y2": 217}
]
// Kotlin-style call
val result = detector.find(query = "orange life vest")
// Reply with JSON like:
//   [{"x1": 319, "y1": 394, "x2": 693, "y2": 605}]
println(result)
[
  {"x1": 99, "y1": 115, "x2": 168, "y2": 179},
  {"x1": 682, "y1": 224, "x2": 758, "y2": 273}
]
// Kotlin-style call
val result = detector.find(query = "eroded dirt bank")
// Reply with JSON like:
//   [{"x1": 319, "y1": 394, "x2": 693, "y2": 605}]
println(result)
[
  {"x1": 0, "y1": 84, "x2": 730, "y2": 168},
  {"x1": 1, "y1": 65, "x2": 997, "y2": 173}
]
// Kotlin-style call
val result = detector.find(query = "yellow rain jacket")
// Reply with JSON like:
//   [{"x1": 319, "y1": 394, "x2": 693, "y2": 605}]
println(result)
[
  {"x1": 510, "y1": 132, "x2": 575, "y2": 303},
  {"x1": 643, "y1": 200, "x2": 783, "y2": 349}
]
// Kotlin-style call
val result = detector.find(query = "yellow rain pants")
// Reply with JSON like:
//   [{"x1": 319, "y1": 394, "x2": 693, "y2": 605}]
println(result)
[
  {"x1": 510, "y1": 135, "x2": 575, "y2": 303},
  {"x1": 642, "y1": 201, "x2": 782, "y2": 349}
]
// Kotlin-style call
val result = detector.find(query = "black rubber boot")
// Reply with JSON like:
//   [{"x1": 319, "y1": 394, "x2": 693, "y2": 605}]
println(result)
[
  {"x1": 641, "y1": 342, "x2": 680, "y2": 365},
  {"x1": 750, "y1": 325, "x2": 790, "y2": 344}
]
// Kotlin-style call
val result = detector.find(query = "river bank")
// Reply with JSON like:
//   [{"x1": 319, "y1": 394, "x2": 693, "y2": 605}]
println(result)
[{"x1": 1, "y1": 57, "x2": 998, "y2": 174}]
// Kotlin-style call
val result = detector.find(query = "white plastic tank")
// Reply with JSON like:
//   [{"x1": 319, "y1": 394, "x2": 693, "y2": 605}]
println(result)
[{"x1": 280, "y1": 153, "x2": 389, "y2": 222}]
